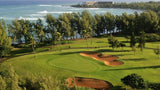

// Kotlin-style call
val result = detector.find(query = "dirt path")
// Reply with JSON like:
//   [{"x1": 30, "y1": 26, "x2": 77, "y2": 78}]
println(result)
[
  {"x1": 80, "y1": 52, "x2": 123, "y2": 66},
  {"x1": 67, "y1": 77, "x2": 113, "y2": 90}
]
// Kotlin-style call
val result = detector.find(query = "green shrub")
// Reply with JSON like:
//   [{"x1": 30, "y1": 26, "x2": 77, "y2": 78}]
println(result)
[
  {"x1": 0, "y1": 67, "x2": 93, "y2": 90},
  {"x1": 0, "y1": 75, "x2": 6, "y2": 90},
  {"x1": 121, "y1": 73, "x2": 146, "y2": 89},
  {"x1": 148, "y1": 83, "x2": 160, "y2": 90},
  {"x1": 0, "y1": 66, "x2": 21, "y2": 90},
  {"x1": 24, "y1": 75, "x2": 57, "y2": 90},
  {"x1": 16, "y1": 44, "x2": 30, "y2": 48},
  {"x1": 119, "y1": 43, "x2": 126, "y2": 47},
  {"x1": 108, "y1": 34, "x2": 120, "y2": 50}
]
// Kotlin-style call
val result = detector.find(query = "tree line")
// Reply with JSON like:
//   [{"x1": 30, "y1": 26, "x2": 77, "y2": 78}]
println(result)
[
  {"x1": 8, "y1": 10, "x2": 160, "y2": 43},
  {"x1": 73, "y1": 1, "x2": 160, "y2": 13},
  {"x1": 0, "y1": 10, "x2": 160, "y2": 57}
]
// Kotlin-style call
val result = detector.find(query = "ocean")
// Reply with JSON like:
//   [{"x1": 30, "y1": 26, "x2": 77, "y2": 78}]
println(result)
[{"x1": 0, "y1": 0, "x2": 159, "y2": 24}]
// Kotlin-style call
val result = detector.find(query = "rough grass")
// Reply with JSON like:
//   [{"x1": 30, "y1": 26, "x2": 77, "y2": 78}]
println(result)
[{"x1": 0, "y1": 37, "x2": 160, "y2": 88}]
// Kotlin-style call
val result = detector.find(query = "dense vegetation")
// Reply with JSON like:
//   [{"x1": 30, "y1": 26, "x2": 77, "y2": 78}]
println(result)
[
  {"x1": 0, "y1": 9, "x2": 160, "y2": 89},
  {"x1": 0, "y1": 9, "x2": 159, "y2": 61},
  {"x1": 0, "y1": 66, "x2": 92, "y2": 90},
  {"x1": 121, "y1": 73, "x2": 146, "y2": 89},
  {"x1": 6, "y1": 10, "x2": 160, "y2": 48},
  {"x1": 72, "y1": 1, "x2": 160, "y2": 13},
  {"x1": 121, "y1": 73, "x2": 160, "y2": 90},
  {"x1": 0, "y1": 20, "x2": 11, "y2": 58}
]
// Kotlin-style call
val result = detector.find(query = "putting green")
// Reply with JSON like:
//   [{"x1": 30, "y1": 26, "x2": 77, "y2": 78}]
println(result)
[{"x1": 47, "y1": 53, "x2": 102, "y2": 72}]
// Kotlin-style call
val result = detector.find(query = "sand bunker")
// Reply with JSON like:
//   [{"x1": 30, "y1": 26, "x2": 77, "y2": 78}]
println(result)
[
  {"x1": 80, "y1": 52, "x2": 123, "y2": 66},
  {"x1": 67, "y1": 77, "x2": 113, "y2": 90}
]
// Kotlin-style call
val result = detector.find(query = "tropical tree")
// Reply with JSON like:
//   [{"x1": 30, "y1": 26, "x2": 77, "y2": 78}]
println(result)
[
  {"x1": 19, "y1": 19, "x2": 33, "y2": 44},
  {"x1": 83, "y1": 26, "x2": 92, "y2": 48},
  {"x1": 130, "y1": 32, "x2": 137, "y2": 48},
  {"x1": 57, "y1": 32, "x2": 63, "y2": 51},
  {"x1": 94, "y1": 14, "x2": 104, "y2": 36},
  {"x1": 8, "y1": 19, "x2": 22, "y2": 44},
  {"x1": 138, "y1": 10, "x2": 159, "y2": 33},
  {"x1": 34, "y1": 19, "x2": 45, "y2": 43},
  {"x1": 100, "y1": 15, "x2": 107, "y2": 34},
  {"x1": 30, "y1": 36, "x2": 37, "y2": 57},
  {"x1": 45, "y1": 14, "x2": 58, "y2": 50},
  {"x1": 81, "y1": 10, "x2": 93, "y2": 48},
  {"x1": 105, "y1": 12, "x2": 115, "y2": 34},
  {"x1": 66, "y1": 13, "x2": 77, "y2": 39},
  {"x1": 115, "y1": 15, "x2": 123, "y2": 33},
  {"x1": 74, "y1": 12, "x2": 83, "y2": 39},
  {"x1": 0, "y1": 19, "x2": 11, "y2": 58},
  {"x1": 108, "y1": 34, "x2": 120, "y2": 50},
  {"x1": 59, "y1": 13, "x2": 71, "y2": 43},
  {"x1": 138, "y1": 31, "x2": 146, "y2": 52},
  {"x1": 8, "y1": 19, "x2": 33, "y2": 45},
  {"x1": 121, "y1": 13, "x2": 135, "y2": 35},
  {"x1": 72, "y1": 12, "x2": 81, "y2": 39}
]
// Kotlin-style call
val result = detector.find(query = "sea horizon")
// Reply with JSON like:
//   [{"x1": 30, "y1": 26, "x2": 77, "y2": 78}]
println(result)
[
  {"x1": 0, "y1": 0, "x2": 160, "y2": 6},
  {"x1": 0, "y1": 0, "x2": 159, "y2": 25}
]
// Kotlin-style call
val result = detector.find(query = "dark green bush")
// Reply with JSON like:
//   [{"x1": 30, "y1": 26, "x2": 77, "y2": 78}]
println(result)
[
  {"x1": 148, "y1": 83, "x2": 160, "y2": 90},
  {"x1": 121, "y1": 73, "x2": 146, "y2": 89},
  {"x1": 15, "y1": 44, "x2": 30, "y2": 48},
  {"x1": 119, "y1": 43, "x2": 126, "y2": 47}
]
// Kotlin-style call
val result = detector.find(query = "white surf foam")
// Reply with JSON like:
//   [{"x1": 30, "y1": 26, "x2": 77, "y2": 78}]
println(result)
[
  {"x1": 38, "y1": 5, "x2": 53, "y2": 7},
  {"x1": 38, "y1": 10, "x2": 48, "y2": 14},
  {"x1": 51, "y1": 11, "x2": 73, "y2": 14},
  {"x1": 18, "y1": 16, "x2": 44, "y2": 20},
  {"x1": 0, "y1": 17, "x2": 3, "y2": 19},
  {"x1": 30, "y1": 14, "x2": 46, "y2": 17},
  {"x1": 38, "y1": 5, "x2": 62, "y2": 7},
  {"x1": 70, "y1": 8, "x2": 83, "y2": 11},
  {"x1": 86, "y1": 8, "x2": 100, "y2": 10},
  {"x1": 37, "y1": 10, "x2": 73, "y2": 14}
]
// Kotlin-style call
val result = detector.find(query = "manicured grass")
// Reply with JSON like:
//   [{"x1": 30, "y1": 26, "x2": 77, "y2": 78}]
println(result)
[{"x1": 0, "y1": 37, "x2": 160, "y2": 88}]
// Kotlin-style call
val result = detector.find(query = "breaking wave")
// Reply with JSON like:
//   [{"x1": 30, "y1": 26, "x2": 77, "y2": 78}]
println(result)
[
  {"x1": 30, "y1": 14, "x2": 46, "y2": 17},
  {"x1": 37, "y1": 10, "x2": 73, "y2": 14},
  {"x1": 86, "y1": 8, "x2": 100, "y2": 10},
  {"x1": 38, "y1": 5, "x2": 53, "y2": 7},
  {"x1": 18, "y1": 16, "x2": 44, "y2": 20},
  {"x1": 38, "y1": 5, "x2": 62, "y2": 7}
]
